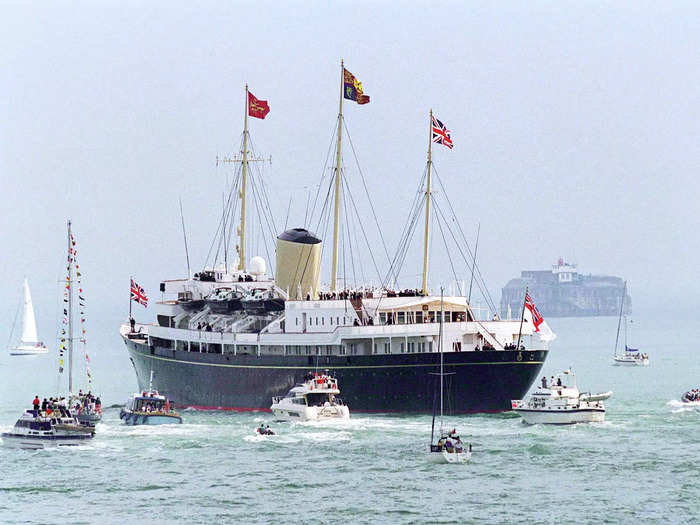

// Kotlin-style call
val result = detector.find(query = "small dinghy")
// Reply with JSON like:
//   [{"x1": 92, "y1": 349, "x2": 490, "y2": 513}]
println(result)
[
  {"x1": 681, "y1": 389, "x2": 700, "y2": 405},
  {"x1": 256, "y1": 424, "x2": 275, "y2": 435}
]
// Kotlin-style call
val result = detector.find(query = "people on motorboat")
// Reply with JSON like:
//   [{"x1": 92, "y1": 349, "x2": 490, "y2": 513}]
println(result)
[
  {"x1": 257, "y1": 424, "x2": 274, "y2": 435},
  {"x1": 682, "y1": 389, "x2": 700, "y2": 402}
]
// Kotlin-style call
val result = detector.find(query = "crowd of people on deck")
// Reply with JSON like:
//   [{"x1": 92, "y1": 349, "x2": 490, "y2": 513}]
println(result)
[
  {"x1": 314, "y1": 288, "x2": 427, "y2": 301},
  {"x1": 503, "y1": 342, "x2": 525, "y2": 350},
  {"x1": 73, "y1": 390, "x2": 102, "y2": 417},
  {"x1": 683, "y1": 389, "x2": 700, "y2": 402},
  {"x1": 541, "y1": 376, "x2": 565, "y2": 389},
  {"x1": 31, "y1": 395, "x2": 78, "y2": 419},
  {"x1": 436, "y1": 429, "x2": 469, "y2": 454},
  {"x1": 196, "y1": 322, "x2": 214, "y2": 331},
  {"x1": 137, "y1": 391, "x2": 176, "y2": 413}
]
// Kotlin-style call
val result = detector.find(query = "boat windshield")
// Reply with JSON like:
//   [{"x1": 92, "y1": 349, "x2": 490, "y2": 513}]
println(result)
[
  {"x1": 135, "y1": 398, "x2": 167, "y2": 411},
  {"x1": 305, "y1": 393, "x2": 334, "y2": 406}
]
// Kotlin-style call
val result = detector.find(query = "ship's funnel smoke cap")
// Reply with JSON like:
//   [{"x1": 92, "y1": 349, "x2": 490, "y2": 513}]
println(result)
[{"x1": 277, "y1": 228, "x2": 321, "y2": 245}]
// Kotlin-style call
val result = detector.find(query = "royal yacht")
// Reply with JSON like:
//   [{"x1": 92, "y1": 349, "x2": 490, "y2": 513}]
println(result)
[{"x1": 120, "y1": 64, "x2": 552, "y2": 414}]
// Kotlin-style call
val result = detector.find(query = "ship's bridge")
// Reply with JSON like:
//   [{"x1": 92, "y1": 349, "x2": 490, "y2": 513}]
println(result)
[{"x1": 283, "y1": 295, "x2": 475, "y2": 334}]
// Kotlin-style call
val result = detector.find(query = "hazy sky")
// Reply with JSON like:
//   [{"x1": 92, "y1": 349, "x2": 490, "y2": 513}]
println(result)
[{"x1": 2, "y1": 0, "x2": 699, "y2": 340}]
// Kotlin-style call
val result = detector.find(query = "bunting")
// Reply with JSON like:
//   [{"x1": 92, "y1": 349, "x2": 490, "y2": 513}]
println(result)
[{"x1": 59, "y1": 229, "x2": 93, "y2": 386}]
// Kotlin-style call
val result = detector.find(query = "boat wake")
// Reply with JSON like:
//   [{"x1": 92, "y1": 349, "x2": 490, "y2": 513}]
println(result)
[{"x1": 667, "y1": 400, "x2": 700, "y2": 413}]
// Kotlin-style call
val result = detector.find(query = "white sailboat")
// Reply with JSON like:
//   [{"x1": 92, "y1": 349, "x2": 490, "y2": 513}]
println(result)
[
  {"x1": 428, "y1": 289, "x2": 472, "y2": 464},
  {"x1": 612, "y1": 282, "x2": 648, "y2": 366},
  {"x1": 8, "y1": 279, "x2": 48, "y2": 356}
]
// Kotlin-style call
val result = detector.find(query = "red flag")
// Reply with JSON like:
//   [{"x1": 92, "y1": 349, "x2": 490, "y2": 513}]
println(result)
[
  {"x1": 524, "y1": 292, "x2": 543, "y2": 332},
  {"x1": 248, "y1": 91, "x2": 270, "y2": 119}
]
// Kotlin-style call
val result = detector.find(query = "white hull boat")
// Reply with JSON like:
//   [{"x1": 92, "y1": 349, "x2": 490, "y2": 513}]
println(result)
[
  {"x1": 512, "y1": 369, "x2": 612, "y2": 425},
  {"x1": 8, "y1": 279, "x2": 48, "y2": 356},
  {"x1": 613, "y1": 354, "x2": 649, "y2": 366},
  {"x1": 1, "y1": 410, "x2": 94, "y2": 449},
  {"x1": 514, "y1": 407, "x2": 606, "y2": 425},
  {"x1": 612, "y1": 282, "x2": 648, "y2": 366},
  {"x1": 427, "y1": 291, "x2": 471, "y2": 463},
  {"x1": 428, "y1": 441, "x2": 472, "y2": 463},
  {"x1": 271, "y1": 372, "x2": 349, "y2": 422}
]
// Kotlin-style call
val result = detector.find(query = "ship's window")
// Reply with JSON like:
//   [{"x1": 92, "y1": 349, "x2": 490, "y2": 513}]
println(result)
[
  {"x1": 330, "y1": 317, "x2": 333, "y2": 326},
  {"x1": 296, "y1": 318, "x2": 299, "y2": 326},
  {"x1": 384, "y1": 342, "x2": 391, "y2": 354},
  {"x1": 397, "y1": 312, "x2": 405, "y2": 324},
  {"x1": 340, "y1": 345, "x2": 347, "y2": 355},
  {"x1": 428, "y1": 342, "x2": 433, "y2": 352},
  {"x1": 322, "y1": 317, "x2": 324, "y2": 326},
  {"x1": 350, "y1": 343, "x2": 357, "y2": 355},
  {"x1": 400, "y1": 342, "x2": 404, "y2": 353},
  {"x1": 379, "y1": 312, "x2": 386, "y2": 324},
  {"x1": 336, "y1": 317, "x2": 340, "y2": 325}
]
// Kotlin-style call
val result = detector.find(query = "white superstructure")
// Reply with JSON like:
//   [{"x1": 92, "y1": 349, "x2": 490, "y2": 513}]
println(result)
[
  {"x1": 512, "y1": 369, "x2": 612, "y2": 425},
  {"x1": 134, "y1": 272, "x2": 546, "y2": 360}
]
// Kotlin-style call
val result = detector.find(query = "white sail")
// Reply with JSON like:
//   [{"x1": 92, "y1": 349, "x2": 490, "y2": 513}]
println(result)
[{"x1": 21, "y1": 279, "x2": 40, "y2": 344}]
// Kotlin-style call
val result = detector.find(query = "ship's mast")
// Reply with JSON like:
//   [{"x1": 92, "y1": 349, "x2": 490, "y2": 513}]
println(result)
[
  {"x1": 67, "y1": 220, "x2": 73, "y2": 395},
  {"x1": 422, "y1": 110, "x2": 433, "y2": 296},
  {"x1": 439, "y1": 287, "x2": 444, "y2": 427},
  {"x1": 330, "y1": 59, "x2": 345, "y2": 292},
  {"x1": 239, "y1": 84, "x2": 250, "y2": 271}
]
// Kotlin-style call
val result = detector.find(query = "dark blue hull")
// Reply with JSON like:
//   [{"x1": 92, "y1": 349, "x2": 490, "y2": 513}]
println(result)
[{"x1": 123, "y1": 337, "x2": 547, "y2": 413}]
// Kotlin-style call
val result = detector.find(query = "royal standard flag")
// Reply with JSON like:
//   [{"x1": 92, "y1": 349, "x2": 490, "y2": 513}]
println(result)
[{"x1": 343, "y1": 68, "x2": 370, "y2": 105}]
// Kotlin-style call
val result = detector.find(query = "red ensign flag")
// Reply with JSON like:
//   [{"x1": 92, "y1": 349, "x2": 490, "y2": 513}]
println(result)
[{"x1": 248, "y1": 91, "x2": 270, "y2": 119}]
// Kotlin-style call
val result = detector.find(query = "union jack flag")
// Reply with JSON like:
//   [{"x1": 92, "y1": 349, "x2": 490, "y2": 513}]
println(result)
[
  {"x1": 524, "y1": 292, "x2": 543, "y2": 332},
  {"x1": 431, "y1": 115, "x2": 453, "y2": 149},
  {"x1": 130, "y1": 278, "x2": 148, "y2": 307}
]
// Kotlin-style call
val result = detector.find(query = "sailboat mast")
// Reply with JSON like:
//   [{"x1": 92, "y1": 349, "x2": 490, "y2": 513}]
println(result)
[
  {"x1": 422, "y1": 110, "x2": 433, "y2": 296},
  {"x1": 239, "y1": 84, "x2": 250, "y2": 271},
  {"x1": 331, "y1": 59, "x2": 345, "y2": 292},
  {"x1": 614, "y1": 281, "x2": 626, "y2": 357},
  {"x1": 67, "y1": 220, "x2": 73, "y2": 395},
  {"x1": 439, "y1": 287, "x2": 444, "y2": 424}
]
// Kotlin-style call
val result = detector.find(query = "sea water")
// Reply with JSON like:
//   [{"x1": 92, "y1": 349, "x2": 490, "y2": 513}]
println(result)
[{"x1": 1, "y1": 315, "x2": 698, "y2": 524}]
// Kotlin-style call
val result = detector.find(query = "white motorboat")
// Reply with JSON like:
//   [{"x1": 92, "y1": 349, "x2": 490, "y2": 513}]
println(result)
[
  {"x1": 428, "y1": 290, "x2": 471, "y2": 464},
  {"x1": 1, "y1": 408, "x2": 94, "y2": 449},
  {"x1": 612, "y1": 282, "x2": 649, "y2": 366},
  {"x1": 512, "y1": 369, "x2": 612, "y2": 425},
  {"x1": 8, "y1": 279, "x2": 48, "y2": 356},
  {"x1": 270, "y1": 371, "x2": 349, "y2": 422}
]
